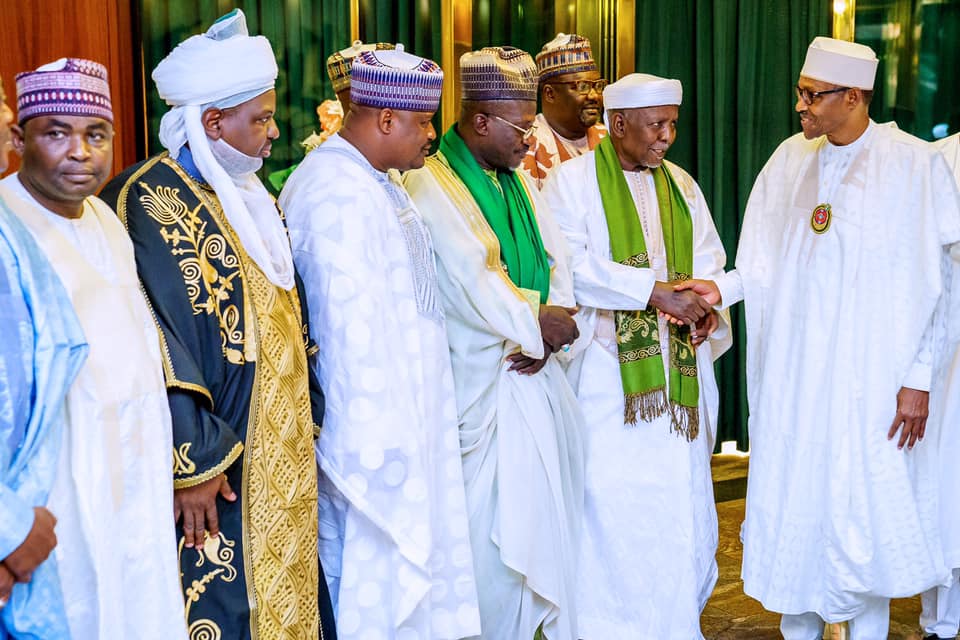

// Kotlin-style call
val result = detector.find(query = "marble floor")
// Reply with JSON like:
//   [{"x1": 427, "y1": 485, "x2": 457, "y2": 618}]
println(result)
[{"x1": 702, "y1": 455, "x2": 928, "y2": 640}]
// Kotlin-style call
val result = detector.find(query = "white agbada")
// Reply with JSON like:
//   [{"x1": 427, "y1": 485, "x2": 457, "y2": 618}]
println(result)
[
  {"x1": 403, "y1": 154, "x2": 585, "y2": 640},
  {"x1": 712, "y1": 121, "x2": 960, "y2": 621},
  {"x1": 0, "y1": 176, "x2": 186, "y2": 640},
  {"x1": 920, "y1": 132, "x2": 960, "y2": 638},
  {"x1": 544, "y1": 153, "x2": 731, "y2": 639},
  {"x1": 278, "y1": 134, "x2": 481, "y2": 640}
]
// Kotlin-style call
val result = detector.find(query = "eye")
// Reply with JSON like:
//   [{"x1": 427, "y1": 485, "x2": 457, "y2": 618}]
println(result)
[
  {"x1": 89, "y1": 132, "x2": 106, "y2": 142},
  {"x1": 47, "y1": 130, "x2": 67, "y2": 140}
]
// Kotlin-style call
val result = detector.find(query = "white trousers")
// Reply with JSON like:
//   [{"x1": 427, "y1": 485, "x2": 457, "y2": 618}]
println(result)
[
  {"x1": 921, "y1": 569, "x2": 960, "y2": 638},
  {"x1": 780, "y1": 597, "x2": 889, "y2": 640}
]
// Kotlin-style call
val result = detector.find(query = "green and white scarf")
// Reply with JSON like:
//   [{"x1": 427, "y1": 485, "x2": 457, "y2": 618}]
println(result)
[{"x1": 594, "y1": 136, "x2": 699, "y2": 440}]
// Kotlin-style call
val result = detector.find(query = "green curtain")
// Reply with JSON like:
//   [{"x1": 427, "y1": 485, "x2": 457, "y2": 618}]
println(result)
[
  {"x1": 634, "y1": 0, "x2": 830, "y2": 450},
  {"x1": 138, "y1": 0, "x2": 351, "y2": 178},
  {"x1": 359, "y1": 0, "x2": 442, "y2": 61},
  {"x1": 472, "y1": 0, "x2": 556, "y2": 58}
]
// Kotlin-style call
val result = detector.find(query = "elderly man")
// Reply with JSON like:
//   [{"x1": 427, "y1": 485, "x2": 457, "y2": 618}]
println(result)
[
  {"x1": 279, "y1": 46, "x2": 480, "y2": 639},
  {"x1": 0, "y1": 59, "x2": 186, "y2": 639},
  {"x1": 404, "y1": 46, "x2": 583, "y2": 640},
  {"x1": 100, "y1": 10, "x2": 335, "y2": 640},
  {"x1": 543, "y1": 73, "x2": 728, "y2": 639},
  {"x1": 0, "y1": 74, "x2": 86, "y2": 637},
  {"x1": 920, "y1": 132, "x2": 960, "y2": 640},
  {"x1": 520, "y1": 33, "x2": 607, "y2": 189},
  {"x1": 678, "y1": 37, "x2": 960, "y2": 638}
]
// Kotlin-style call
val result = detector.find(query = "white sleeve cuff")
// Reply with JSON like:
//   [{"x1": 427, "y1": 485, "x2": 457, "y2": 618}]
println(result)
[{"x1": 902, "y1": 362, "x2": 932, "y2": 392}]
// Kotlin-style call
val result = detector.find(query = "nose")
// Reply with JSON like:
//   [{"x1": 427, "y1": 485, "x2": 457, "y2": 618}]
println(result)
[
  {"x1": 795, "y1": 94, "x2": 807, "y2": 113},
  {"x1": 267, "y1": 117, "x2": 280, "y2": 141},
  {"x1": 427, "y1": 122, "x2": 436, "y2": 141},
  {"x1": 67, "y1": 134, "x2": 91, "y2": 160}
]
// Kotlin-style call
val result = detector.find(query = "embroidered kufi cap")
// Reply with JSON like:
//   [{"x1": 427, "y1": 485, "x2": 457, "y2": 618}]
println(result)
[
  {"x1": 800, "y1": 36, "x2": 878, "y2": 90},
  {"x1": 535, "y1": 33, "x2": 598, "y2": 82},
  {"x1": 15, "y1": 58, "x2": 113, "y2": 124},
  {"x1": 460, "y1": 46, "x2": 538, "y2": 102},
  {"x1": 327, "y1": 41, "x2": 397, "y2": 93},
  {"x1": 350, "y1": 45, "x2": 443, "y2": 112}
]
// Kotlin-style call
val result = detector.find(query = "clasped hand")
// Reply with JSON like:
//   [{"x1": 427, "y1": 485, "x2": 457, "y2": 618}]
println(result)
[{"x1": 507, "y1": 305, "x2": 579, "y2": 376}]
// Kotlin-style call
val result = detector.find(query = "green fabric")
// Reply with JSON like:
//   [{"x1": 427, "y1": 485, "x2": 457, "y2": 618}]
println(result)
[
  {"x1": 595, "y1": 136, "x2": 699, "y2": 439},
  {"x1": 472, "y1": 0, "x2": 555, "y2": 60},
  {"x1": 439, "y1": 126, "x2": 551, "y2": 303},
  {"x1": 633, "y1": 0, "x2": 830, "y2": 450}
]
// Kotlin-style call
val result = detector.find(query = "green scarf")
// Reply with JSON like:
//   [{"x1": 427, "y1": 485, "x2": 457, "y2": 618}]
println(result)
[
  {"x1": 439, "y1": 125, "x2": 551, "y2": 303},
  {"x1": 594, "y1": 136, "x2": 699, "y2": 440}
]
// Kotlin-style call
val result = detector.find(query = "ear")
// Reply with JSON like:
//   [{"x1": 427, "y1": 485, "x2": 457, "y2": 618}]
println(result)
[
  {"x1": 377, "y1": 108, "x2": 396, "y2": 135},
  {"x1": 542, "y1": 84, "x2": 556, "y2": 104},
  {"x1": 847, "y1": 88, "x2": 864, "y2": 109},
  {"x1": 201, "y1": 107, "x2": 224, "y2": 140},
  {"x1": 472, "y1": 112, "x2": 490, "y2": 137},
  {"x1": 10, "y1": 123, "x2": 25, "y2": 156},
  {"x1": 610, "y1": 112, "x2": 627, "y2": 138}
]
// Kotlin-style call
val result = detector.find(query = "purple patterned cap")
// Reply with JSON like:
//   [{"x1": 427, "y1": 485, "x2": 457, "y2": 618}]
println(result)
[
  {"x1": 350, "y1": 45, "x2": 443, "y2": 112},
  {"x1": 15, "y1": 58, "x2": 113, "y2": 124}
]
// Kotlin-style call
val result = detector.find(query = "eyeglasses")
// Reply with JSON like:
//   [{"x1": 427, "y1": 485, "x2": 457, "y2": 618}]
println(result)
[
  {"x1": 549, "y1": 79, "x2": 609, "y2": 95},
  {"x1": 795, "y1": 85, "x2": 850, "y2": 106},
  {"x1": 485, "y1": 113, "x2": 538, "y2": 138}
]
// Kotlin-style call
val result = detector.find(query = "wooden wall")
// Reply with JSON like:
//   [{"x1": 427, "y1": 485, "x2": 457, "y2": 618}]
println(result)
[{"x1": 0, "y1": 0, "x2": 144, "y2": 179}]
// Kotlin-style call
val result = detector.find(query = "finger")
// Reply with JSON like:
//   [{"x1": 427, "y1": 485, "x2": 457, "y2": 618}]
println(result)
[
  {"x1": 174, "y1": 500, "x2": 182, "y2": 525},
  {"x1": 506, "y1": 352, "x2": 523, "y2": 363},
  {"x1": 205, "y1": 500, "x2": 220, "y2": 539},
  {"x1": 220, "y1": 477, "x2": 237, "y2": 502},
  {"x1": 918, "y1": 417, "x2": 927, "y2": 442},
  {"x1": 897, "y1": 419, "x2": 912, "y2": 449},
  {"x1": 564, "y1": 306, "x2": 579, "y2": 316},
  {"x1": 908, "y1": 422, "x2": 920, "y2": 449},
  {"x1": 193, "y1": 507, "x2": 207, "y2": 549},
  {"x1": 887, "y1": 414, "x2": 903, "y2": 441},
  {"x1": 672, "y1": 280, "x2": 696, "y2": 291},
  {"x1": 182, "y1": 510, "x2": 196, "y2": 548}
]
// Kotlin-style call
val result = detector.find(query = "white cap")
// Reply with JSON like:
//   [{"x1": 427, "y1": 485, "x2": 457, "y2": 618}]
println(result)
[
  {"x1": 800, "y1": 37, "x2": 878, "y2": 90},
  {"x1": 602, "y1": 73, "x2": 682, "y2": 110}
]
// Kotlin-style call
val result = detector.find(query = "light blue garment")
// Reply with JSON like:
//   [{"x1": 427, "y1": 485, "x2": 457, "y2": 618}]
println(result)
[{"x1": 0, "y1": 198, "x2": 86, "y2": 639}]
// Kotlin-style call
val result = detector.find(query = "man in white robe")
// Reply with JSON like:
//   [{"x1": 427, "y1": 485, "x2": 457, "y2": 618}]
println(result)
[
  {"x1": 0, "y1": 58, "x2": 187, "y2": 640},
  {"x1": 519, "y1": 33, "x2": 607, "y2": 190},
  {"x1": 543, "y1": 73, "x2": 729, "y2": 640},
  {"x1": 279, "y1": 46, "x2": 481, "y2": 640},
  {"x1": 404, "y1": 46, "x2": 585, "y2": 640},
  {"x1": 920, "y1": 132, "x2": 960, "y2": 640},
  {"x1": 677, "y1": 37, "x2": 960, "y2": 639}
]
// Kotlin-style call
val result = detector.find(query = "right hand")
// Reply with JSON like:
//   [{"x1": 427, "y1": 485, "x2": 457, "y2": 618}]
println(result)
[
  {"x1": 649, "y1": 281, "x2": 712, "y2": 326},
  {"x1": 538, "y1": 305, "x2": 579, "y2": 351},
  {"x1": 3, "y1": 506, "x2": 57, "y2": 583},
  {"x1": 0, "y1": 563, "x2": 15, "y2": 604},
  {"x1": 174, "y1": 474, "x2": 236, "y2": 550}
]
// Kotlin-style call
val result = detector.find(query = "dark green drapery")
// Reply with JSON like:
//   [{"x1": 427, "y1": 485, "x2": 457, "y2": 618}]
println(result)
[
  {"x1": 472, "y1": 0, "x2": 556, "y2": 57},
  {"x1": 138, "y1": 0, "x2": 351, "y2": 177},
  {"x1": 634, "y1": 0, "x2": 830, "y2": 450}
]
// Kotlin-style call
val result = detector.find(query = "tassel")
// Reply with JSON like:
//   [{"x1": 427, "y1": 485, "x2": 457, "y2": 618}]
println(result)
[
  {"x1": 623, "y1": 388, "x2": 668, "y2": 425},
  {"x1": 669, "y1": 403, "x2": 700, "y2": 442}
]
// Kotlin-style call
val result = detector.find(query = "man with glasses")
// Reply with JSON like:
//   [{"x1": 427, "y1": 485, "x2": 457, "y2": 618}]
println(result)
[
  {"x1": 674, "y1": 36, "x2": 960, "y2": 639},
  {"x1": 521, "y1": 33, "x2": 607, "y2": 190},
  {"x1": 404, "y1": 46, "x2": 585, "y2": 640}
]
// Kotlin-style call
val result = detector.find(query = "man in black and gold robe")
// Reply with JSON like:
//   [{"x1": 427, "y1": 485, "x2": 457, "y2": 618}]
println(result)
[{"x1": 100, "y1": 10, "x2": 336, "y2": 640}]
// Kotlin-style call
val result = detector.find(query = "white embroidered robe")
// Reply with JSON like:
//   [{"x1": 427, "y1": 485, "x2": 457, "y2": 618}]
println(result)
[
  {"x1": 544, "y1": 153, "x2": 731, "y2": 639},
  {"x1": 712, "y1": 122, "x2": 960, "y2": 621},
  {"x1": 0, "y1": 175, "x2": 186, "y2": 640},
  {"x1": 279, "y1": 135, "x2": 481, "y2": 640},
  {"x1": 403, "y1": 154, "x2": 585, "y2": 640}
]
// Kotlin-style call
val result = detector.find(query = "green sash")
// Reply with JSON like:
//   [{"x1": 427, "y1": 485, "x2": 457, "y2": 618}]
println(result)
[
  {"x1": 439, "y1": 125, "x2": 551, "y2": 303},
  {"x1": 594, "y1": 136, "x2": 699, "y2": 440}
]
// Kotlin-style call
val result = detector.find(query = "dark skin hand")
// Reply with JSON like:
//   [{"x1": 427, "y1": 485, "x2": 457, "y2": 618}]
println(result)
[
  {"x1": 887, "y1": 387, "x2": 929, "y2": 450},
  {"x1": 539, "y1": 305, "x2": 579, "y2": 351},
  {"x1": 689, "y1": 311, "x2": 719, "y2": 348},
  {"x1": 507, "y1": 340, "x2": 554, "y2": 375},
  {"x1": 648, "y1": 281, "x2": 712, "y2": 326},
  {"x1": 0, "y1": 563, "x2": 14, "y2": 603},
  {"x1": 174, "y1": 473, "x2": 237, "y2": 550},
  {"x1": 3, "y1": 506, "x2": 57, "y2": 583}
]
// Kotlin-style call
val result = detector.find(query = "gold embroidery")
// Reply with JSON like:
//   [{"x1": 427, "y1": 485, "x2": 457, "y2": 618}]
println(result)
[
  {"x1": 173, "y1": 442, "x2": 197, "y2": 476},
  {"x1": 180, "y1": 532, "x2": 238, "y2": 639},
  {"x1": 172, "y1": 441, "x2": 243, "y2": 489},
  {"x1": 241, "y1": 258, "x2": 320, "y2": 639},
  {"x1": 187, "y1": 619, "x2": 222, "y2": 640}
]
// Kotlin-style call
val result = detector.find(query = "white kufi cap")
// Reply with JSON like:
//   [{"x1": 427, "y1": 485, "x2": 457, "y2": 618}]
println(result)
[
  {"x1": 800, "y1": 36, "x2": 878, "y2": 90},
  {"x1": 602, "y1": 73, "x2": 681, "y2": 126}
]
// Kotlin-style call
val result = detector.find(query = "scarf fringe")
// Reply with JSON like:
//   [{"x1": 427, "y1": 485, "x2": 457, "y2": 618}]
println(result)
[{"x1": 624, "y1": 392, "x2": 700, "y2": 442}]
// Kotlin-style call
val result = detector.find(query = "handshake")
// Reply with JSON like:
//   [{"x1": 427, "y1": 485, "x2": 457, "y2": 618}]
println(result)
[{"x1": 651, "y1": 279, "x2": 722, "y2": 347}]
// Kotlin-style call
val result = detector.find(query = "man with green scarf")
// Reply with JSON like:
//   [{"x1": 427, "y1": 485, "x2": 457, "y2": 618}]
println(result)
[
  {"x1": 542, "y1": 73, "x2": 730, "y2": 640},
  {"x1": 403, "y1": 46, "x2": 584, "y2": 640}
]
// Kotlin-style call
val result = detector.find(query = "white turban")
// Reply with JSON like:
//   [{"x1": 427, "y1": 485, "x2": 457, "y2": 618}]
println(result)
[
  {"x1": 799, "y1": 36, "x2": 878, "y2": 90},
  {"x1": 602, "y1": 73, "x2": 682, "y2": 127},
  {"x1": 152, "y1": 9, "x2": 293, "y2": 290}
]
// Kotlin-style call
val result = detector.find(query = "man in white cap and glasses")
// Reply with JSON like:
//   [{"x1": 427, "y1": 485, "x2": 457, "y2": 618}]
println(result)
[
  {"x1": 0, "y1": 57, "x2": 187, "y2": 639},
  {"x1": 543, "y1": 73, "x2": 728, "y2": 639},
  {"x1": 919, "y1": 133, "x2": 960, "y2": 640},
  {"x1": 404, "y1": 46, "x2": 584, "y2": 640},
  {"x1": 279, "y1": 45, "x2": 481, "y2": 640},
  {"x1": 674, "y1": 36, "x2": 960, "y2": 638},
  {"x1": 520, "y1": 33, "x2": 607, "y2": 190},
  {"x1": 100, "y1": 9, "x2": 336, "y2": 639}
]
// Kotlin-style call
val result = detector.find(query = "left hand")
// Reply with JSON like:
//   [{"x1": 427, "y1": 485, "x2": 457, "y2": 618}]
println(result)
[
  {"x1": 0, "y1": 563, "x2": 13, "y2": 607},
  {"x1": 887, "y1": 387, "x2": 929, "y2": 450},
  {"x1": 689, "y1": 311, "x2": 719, "y2": 347},
  {"x1": 507, "y1": 341, "x2": 553, "y2": 376}
]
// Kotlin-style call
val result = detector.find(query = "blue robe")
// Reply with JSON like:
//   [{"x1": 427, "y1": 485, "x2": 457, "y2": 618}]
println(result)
[{"x1": 0, "y1": 200, "x2": 86, "y2": 639}]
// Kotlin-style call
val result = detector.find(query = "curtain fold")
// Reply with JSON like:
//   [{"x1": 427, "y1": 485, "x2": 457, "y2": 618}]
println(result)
[{"x1": 634, "y1": 0, "x2": 830, "y2": 450}]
